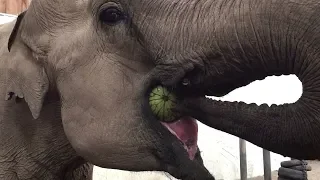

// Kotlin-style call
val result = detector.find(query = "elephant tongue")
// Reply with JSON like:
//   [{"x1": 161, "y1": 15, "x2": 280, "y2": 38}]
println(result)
[{"x1": 161, "y1": 117, "x2": 198, "y2": 160}]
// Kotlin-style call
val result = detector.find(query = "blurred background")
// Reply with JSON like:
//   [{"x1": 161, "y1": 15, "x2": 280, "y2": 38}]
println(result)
[
  {"x1": 0, "y1": 0, "x2": 31, "y2": 15},
  {"x1": 0, "y1": 1, "x2": 316, "y2": 180}
]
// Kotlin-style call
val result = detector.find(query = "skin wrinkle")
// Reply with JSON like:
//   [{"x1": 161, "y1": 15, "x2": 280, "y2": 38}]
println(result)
[
  {"x1": 288, "y1": 3, "x2": 308, "y2": 77},
  {"x1": 136, "y1": 0, "x2": 217, "y2": 61},
  {"x1": 288, "y1": 6, "x2": 304, "y2": 79},
  {"x1": 232, "y1": 0, "x2": 249, "y2": 71},
  {"x1": 278, "y1": 1, "x2": 290, "y2": 74},
  {"x1": 0, "y1": 86, "x2": 90, "y2": 179},
  {"x1": 29, "y1": 2, "x2": 49, "y2": 33},
  {"x1": 277, "y1": 2, "x2": 290, "y2": 75},
  {"x1": 222, "y1": 1, "x2": 238, "y2": 70},
  {"x1": 172, "y1": 0, "x2": 320, "y2": 161},
  {"x1": 248, "y1": 2, "x2": 268, "y2": 74},
  {"x1": 240, "y1": 1, "x2": 256, "y2": 69},
  {"x1": 300, "y1": 34, "x2": 320, "y2": 82},
  {"x1": 209, "y1": 6, "x2": 228, "y2": 70},
  {"x1": 0, "y1": 0, "x2": 312, "y2": 179},
  {"x1": 300, "y1": 102, "x2": 318, "y2": 143},
  {"x1": 263, "y1": 1, "x2": 277, "y2": 73},
  {"x1": 267, "y1": 1, "x2": 278, "y2": 72},
  {"x1": 271, "y1": 2, "x2": 284, "y2": 73},
  {"x1": 301, "y1": 54, "x2": 320, "y2": 88}
]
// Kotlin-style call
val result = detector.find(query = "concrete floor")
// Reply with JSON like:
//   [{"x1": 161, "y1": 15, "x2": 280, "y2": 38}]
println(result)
[{"x1": 247, "y1": 160, "x2": 320, "y2": 180}]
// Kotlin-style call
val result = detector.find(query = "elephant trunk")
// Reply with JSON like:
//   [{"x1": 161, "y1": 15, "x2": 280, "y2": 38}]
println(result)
[
  {"x1": 178, "y1": 95, "x2": 320, "y2": 160},
  {"x1": 175, "y1": 1, "x2": 320, "y2": 160}
]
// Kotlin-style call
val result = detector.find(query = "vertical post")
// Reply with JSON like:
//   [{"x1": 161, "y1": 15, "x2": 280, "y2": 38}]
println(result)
[
  {"x1": 239, "y1": 139, "x2": 247, "y2": 180},
  {"x1": 263, "y1": 149, "x2": 272, "y2": 180}
]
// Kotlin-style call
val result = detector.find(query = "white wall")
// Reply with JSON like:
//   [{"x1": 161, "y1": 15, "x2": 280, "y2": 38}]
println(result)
[
  {"x1": 199, "y1": 75, "x2": 301, "y2": 179},
  {"x1": 0, "y1": 13, "x2": 17, "y2": 23},
  {"x1": 0, "y1": 14, "x2": 302, "y2": 180}
]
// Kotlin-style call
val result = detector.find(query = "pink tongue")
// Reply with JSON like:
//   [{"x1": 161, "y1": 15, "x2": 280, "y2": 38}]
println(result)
[{"x1": 161, "y1": 117, "x2": 198, "y2": 160}]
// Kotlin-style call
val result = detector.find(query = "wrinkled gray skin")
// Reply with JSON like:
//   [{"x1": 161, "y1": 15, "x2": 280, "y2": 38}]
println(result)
[
  {"x1": 0, "y1": 0, "x2": 210, "y2": 179},
  {"x1": 149, "y1": 0, "x2": 320, "y2": 171},
  {"x1": 0, "y1": 0, "x2": 312, "y2": 179},
  {"x1": 169, "y1": 0, "x2": 320, "y2": 161},
  {"x1": 0, "y1": 0, "x2": 213, "y2": 179}
]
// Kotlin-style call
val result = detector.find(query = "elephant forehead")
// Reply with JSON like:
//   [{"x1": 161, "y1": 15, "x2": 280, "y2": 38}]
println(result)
[{"x1": 76, "y1": 0, "x2": 89, "y2": 7}]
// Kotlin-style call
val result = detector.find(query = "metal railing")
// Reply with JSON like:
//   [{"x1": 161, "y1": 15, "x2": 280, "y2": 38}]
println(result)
[{"x1": 239, "y1": 139, "x2": 272, "y2": 180}]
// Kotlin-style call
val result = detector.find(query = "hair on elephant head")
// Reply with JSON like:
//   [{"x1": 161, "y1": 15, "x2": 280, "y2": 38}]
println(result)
[{"x1": 0, "y1": 0, "x2": 215, "y2": 179}]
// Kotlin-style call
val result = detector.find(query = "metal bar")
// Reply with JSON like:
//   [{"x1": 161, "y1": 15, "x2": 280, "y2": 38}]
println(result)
[
  {"x1": 239, "y1": 139, "x2": 247, "y2": 180},
  {"x1": 263, "y1": 149, "x2": 272, "y2": 180}
]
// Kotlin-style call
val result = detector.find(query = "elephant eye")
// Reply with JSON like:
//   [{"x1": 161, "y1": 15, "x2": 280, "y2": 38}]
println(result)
[{"x1": 99, "y1": 7, "x2": 124, "y2": 25}]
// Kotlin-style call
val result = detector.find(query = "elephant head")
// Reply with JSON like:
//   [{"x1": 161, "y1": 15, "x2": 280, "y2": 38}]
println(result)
[
  {"x1": 1, "y1": 0, "x2": 218, "y2": 179},
  {"x1": 157, "y1": 0, "x2": 320, "y2": 160},
  {"x1": 5, "y1": 0, "x2": 317, "y2": 178}
]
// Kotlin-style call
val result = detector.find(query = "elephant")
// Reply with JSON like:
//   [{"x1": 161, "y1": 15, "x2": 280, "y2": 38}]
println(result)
[
  {"x1": 0, "y1": 0, "x2": 313, "y2": 179},
  {"x1": 164, "y1": 0, "x2": 320, "y2": 162}
]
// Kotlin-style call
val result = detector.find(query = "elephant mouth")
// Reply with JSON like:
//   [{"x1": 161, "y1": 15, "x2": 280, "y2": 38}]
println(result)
[
  {"x1": 161, "y1": 117, "x2": 198, "y2": 160},
  {"x1": 146, "y1": 85, "x2": 199, "y2": 160}
]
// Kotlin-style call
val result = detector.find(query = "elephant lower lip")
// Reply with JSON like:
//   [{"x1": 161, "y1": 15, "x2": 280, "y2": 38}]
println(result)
[{"x1": 161, "y1": 117, "x2": 198, "y2": 160}]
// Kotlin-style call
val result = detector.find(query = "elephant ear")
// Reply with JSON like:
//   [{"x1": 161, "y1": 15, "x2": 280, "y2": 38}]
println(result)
[{"x1": 5, "y1": 11, "x2": 49, "y2": 119}]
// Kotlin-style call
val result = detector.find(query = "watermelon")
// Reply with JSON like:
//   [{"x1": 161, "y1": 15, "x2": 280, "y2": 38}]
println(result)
[{"x1": 149, "y1": 86, "x2": 177, "y2": 122}]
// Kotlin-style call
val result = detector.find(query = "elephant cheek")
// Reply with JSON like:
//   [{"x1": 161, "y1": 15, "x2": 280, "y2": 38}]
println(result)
[
  {"x1": 58, "y1": 100, "x2": 161, "y2": 170},
  {"x1": 59, "y1": 105, "x2": 104, "y2": 159}
]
